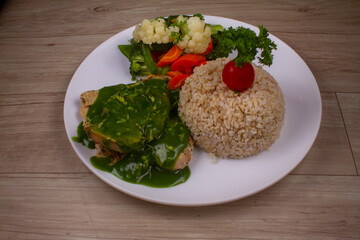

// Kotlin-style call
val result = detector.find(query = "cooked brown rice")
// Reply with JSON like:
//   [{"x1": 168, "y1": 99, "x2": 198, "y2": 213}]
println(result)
[{"x1": 178, "y1": 58, "x2": 285, "y2": 158}]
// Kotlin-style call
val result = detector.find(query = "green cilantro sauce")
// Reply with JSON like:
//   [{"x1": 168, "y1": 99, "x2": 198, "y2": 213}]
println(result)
[
  {"x1": 76, "y1": 78, "x2": 191, "y2": 188},
  {"x1": 72, "y1": 122, "x2": 95, "y2": 149},
  {"x1": 86, "y1": 79, "x2": 172, "y2": 153},
  {"x1": 90, "y1": 151, "x2": 190, "y2": 188}
]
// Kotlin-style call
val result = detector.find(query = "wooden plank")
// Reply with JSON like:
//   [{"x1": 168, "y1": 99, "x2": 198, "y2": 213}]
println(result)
[
  {"x1": 0, "y1": 173, "x2": 99, "y2": 240},
  {"x1": 0, "y1": 99, "x2": 88, "y2": 173},
  {"x1": 0, "y1": 173, "x2": 359, "y2": 239},
  {"x1": 337, "y1": 93, "x2": 360, "y2": 173},
  {"x1": 0, "y1": 0, "x2": 359, "y2": 38},
  {"x1": 289, "y1": 93, "x2": 356, "y2": 175},
  {"x1": 0, "y1": 34, "x2": 112, "y2": 95},
  {"x1": 274, "y1": 33, "x2": 360, "y2": 93}
]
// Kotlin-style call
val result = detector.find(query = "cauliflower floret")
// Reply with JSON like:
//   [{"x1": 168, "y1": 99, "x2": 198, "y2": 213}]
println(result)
[
  {"x1": 132, "y1": 15, "x2": 211, "y2": 54},
  {"x1": 176, "y1": 16, "x2": 212, "y2": 54},
  {"x1": 133, "y1": 18, "x2": 179, "y2": 44}
]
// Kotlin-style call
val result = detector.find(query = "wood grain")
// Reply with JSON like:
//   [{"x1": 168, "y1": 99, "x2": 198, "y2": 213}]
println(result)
[
  {"x1": 0, "y1": 0, "x2": 359, "y2": 239},
  {"x1": 0, "y1": 35, "x2": 112, "y2": 95},
  {"x1": 0, "y1": 173, "x2": 359, "y2": 239},
  {"x1": 275, "y1": 33, "x2": 360, "y2": 93},
  {"x1": 0, "y1": 93, "x2": 88, "y2": 172},
  {"x1": 337, "y1": 93, "x2": 360, "y2": 173},
  {"x1": 1, "y1": 0, "x2": 359, "y2": 38},
  {"x1": 291, "y1": 93, "x2": 356, "y2": 175}
]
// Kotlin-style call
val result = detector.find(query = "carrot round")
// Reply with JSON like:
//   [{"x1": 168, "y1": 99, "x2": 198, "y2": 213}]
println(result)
[{"x1": 156, "y1": 45, "x2": 182, "y2": 67}]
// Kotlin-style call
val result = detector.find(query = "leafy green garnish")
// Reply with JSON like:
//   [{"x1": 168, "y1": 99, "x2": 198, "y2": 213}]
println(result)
[{"x1": 207, "y1": 25, "x2": 277, "y2": 67}]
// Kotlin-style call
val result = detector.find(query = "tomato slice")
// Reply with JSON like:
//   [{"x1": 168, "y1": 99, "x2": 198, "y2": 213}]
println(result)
[{"x1": 168, "y1": 74, "x2": 190, "y2": 90}]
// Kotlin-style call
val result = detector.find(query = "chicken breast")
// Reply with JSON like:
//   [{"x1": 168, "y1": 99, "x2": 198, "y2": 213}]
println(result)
[
  {"x1": 79, "y1": 87, "x2": 193, "y2": 170},
  {"x1": 80, "y1": 90, "x2": 123, "y2": 153}
]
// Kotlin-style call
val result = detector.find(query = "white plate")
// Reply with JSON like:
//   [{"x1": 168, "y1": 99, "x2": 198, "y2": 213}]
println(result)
[{"x1": 64, "y1": 16, "x2": 321, "y2": 206}]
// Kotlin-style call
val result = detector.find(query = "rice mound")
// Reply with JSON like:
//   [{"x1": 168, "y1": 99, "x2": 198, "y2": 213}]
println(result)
[{"x1": 178, "y1": 58, "x2": 285, "y2": 158}]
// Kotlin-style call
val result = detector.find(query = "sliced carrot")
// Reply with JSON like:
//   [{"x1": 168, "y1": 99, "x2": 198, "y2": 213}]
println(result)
[
  {"x1": 201, "y1": 38, "x2": 213, "y2": 55},
  {"x1": 168, "y1": 74, "x2": 190, "y2": 90},
  {"x1": 170, "y1": 54, "x2": 206, "y2": 72},
  {"x1": 156, "y1": 45, "x2": 182, "y2": 67},
  {"x1": 167, "y1": 71, "x2": 183, "y2": 78}
]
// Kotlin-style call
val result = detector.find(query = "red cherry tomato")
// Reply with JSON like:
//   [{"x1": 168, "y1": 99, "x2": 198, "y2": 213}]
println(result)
[{"x1": 222, "y1": 61, "x2": 254, "y2": 92}]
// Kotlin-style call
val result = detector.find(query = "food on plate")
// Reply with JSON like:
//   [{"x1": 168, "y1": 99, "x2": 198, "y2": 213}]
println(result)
[
  {"x1": 73, "y1": 14, "x2": 283, "y2": 188},
  {"x1": 119, "y1": 14, "x2": 276, "y2": 95},
  {"x1": 76, "y1": 77, "x2": 193, "y2": 187},
  {"x1": 207, "y1": 25, "x2": 277, "y2": 92},
  {"x1": 178, "y1": 58, "x2": 285, "y2": 158},
  {"x1": 118, "y1": 14, "x2": 223, "y2": 82}
]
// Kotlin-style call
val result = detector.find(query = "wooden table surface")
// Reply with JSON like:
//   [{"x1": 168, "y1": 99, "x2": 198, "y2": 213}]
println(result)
[{"x1": 1, "y1": 0, "x2": 360, "y2": 239}]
